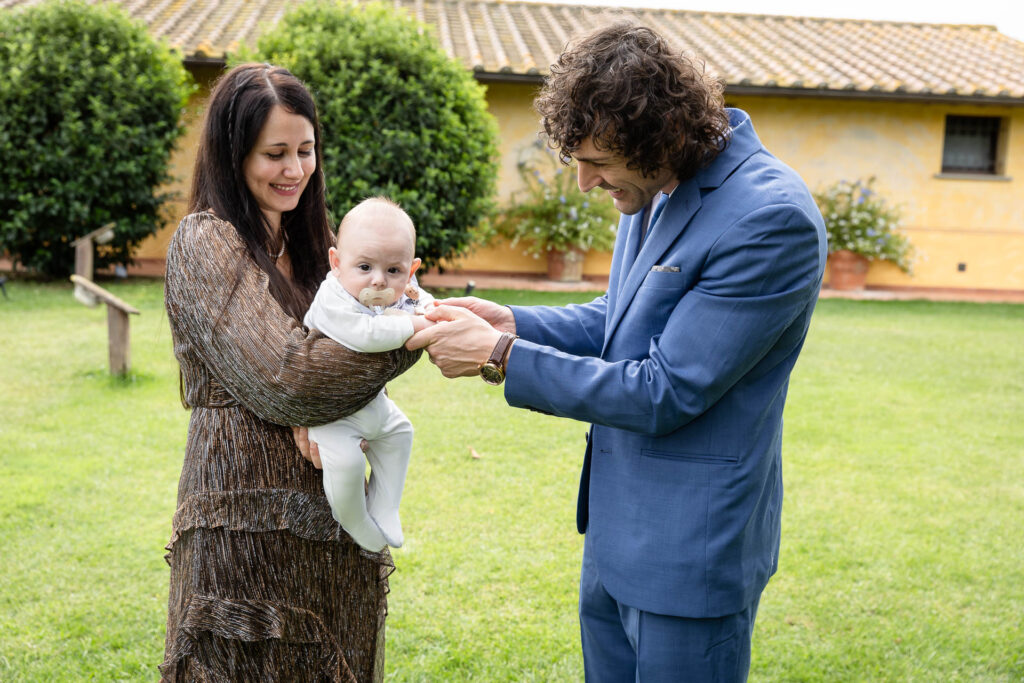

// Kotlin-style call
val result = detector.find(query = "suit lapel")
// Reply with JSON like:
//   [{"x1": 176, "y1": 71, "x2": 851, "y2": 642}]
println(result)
[
  {"x1": 600, "y1": 109, "x2": 764, "y2": 352},
  {"x1": 604, "y1": 182, "x2": 702, "y2": 347},
  {"x1": 616, "y1": 210, "x2": 645, "y2": 291},
  {"x1": 603, "y1": 211, "x2": 636, "y2": 317}
]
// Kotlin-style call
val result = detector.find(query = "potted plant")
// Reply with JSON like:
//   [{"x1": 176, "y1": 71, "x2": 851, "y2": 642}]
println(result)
[
  {"x1": 494, "y1": 140, "x2": 618, "y2": 282},
  {"x1": 814, "y1": 177, "x2": 914, "y2": 290}
]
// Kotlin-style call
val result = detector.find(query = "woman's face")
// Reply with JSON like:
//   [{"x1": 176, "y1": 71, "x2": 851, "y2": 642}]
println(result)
[{"x1": 243, "y1": 104, "x2": 316, "y2": 231}]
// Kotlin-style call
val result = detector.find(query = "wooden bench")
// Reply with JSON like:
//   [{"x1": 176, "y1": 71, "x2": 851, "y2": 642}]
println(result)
[
  {"x1": 70, "y1": 274, "x2": 140, "y2": 375},
  {"x1": 71, "y1": 223, "x2": 115, "y2": 285}
]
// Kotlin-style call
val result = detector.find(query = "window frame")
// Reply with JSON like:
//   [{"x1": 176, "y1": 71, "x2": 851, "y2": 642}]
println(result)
[{"x1": 938, "y1": 114, "x2": 1008, "y2": 178}]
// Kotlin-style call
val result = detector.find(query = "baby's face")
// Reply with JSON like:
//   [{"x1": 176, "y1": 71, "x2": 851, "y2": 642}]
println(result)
[{"x1": 330, "y1": 212, "x2": 420, "y2": 308}]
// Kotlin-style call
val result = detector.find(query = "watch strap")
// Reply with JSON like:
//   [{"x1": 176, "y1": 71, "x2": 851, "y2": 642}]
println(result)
[{"x1": 487, "y1": 332, "x2": 517, "y2": 372}]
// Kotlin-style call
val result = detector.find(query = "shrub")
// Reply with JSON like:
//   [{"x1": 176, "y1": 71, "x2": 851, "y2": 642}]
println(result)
[
  {"x1": 494, "y1": 140, "x2": 618, "y2": 257},
  {"x1": 0, "y1": 0, "x2": 191, "y2": 278},
  {"x1": 814, "y1": 177, "x2": 914, "y2": 273},
  {"x1": 253, "y1": 0, "x2": 499, "y2": 268}
]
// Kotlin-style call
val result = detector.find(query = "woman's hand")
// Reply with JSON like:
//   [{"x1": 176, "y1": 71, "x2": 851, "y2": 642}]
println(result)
[
  {"x1": 292, "y1": 426, "x2": 322, "y2": 469},
  {"x1": 293, "y1": 427, "x2": 367, "y2": 469}
]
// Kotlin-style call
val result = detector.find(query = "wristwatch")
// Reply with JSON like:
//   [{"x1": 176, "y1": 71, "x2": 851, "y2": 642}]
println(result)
[{"x1": 479, "y1": 332, "x2": 517, "y2": 385}]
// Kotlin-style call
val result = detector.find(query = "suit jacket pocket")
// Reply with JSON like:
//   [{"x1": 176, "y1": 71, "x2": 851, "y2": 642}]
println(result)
[
  {"x1": 641, "y1": 269, "x2": 687, "y2": 290},
  {"x1": 641, "y1": 448, "x2": 738, "y2": 464},
  {"x1": 625, "y1": 271, "x2": 688, "y2": 341}
]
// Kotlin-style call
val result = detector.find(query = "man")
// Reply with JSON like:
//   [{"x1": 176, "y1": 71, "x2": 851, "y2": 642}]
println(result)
[{"x1": 408, "y1": 22, "x2": 827, "y2": 682}]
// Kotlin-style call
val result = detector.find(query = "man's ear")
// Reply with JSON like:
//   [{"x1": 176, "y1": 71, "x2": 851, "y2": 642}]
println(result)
[
  {"x1": 409, "y1": 257, "x2": 422, "y2": 280},
  {"x1": 328, "y1": 246, "x2": 341, "y2": 274}
]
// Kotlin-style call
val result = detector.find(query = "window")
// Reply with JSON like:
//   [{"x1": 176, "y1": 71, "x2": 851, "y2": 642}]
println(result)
[{"x1": 941, "y1": 115, "x2": 1005, "y2": 175}]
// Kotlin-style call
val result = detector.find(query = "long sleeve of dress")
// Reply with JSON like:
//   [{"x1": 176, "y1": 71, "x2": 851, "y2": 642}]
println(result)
[{"x1": 164, "y1": 212, "x2": 420, "y2": 427}]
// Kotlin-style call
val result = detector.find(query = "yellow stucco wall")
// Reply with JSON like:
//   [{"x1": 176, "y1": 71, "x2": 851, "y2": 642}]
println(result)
[
  {"x1": 441, "y1": 81, "x2": 552, "y2": 275},
  {"x1": 441, "y1": 81, "x2": 615, "y2": 277},
  {"x1": 457, "y1": 89, "x2": 1024, "y2": 290},
  {"x1": 135, "y1": 66, "x2": 218, "y2": 265},
  {"x1": 140, "y1": 70, "x2": 1023, "y2": 292},
  {"x1": 729, "y1": 96, "x2": 1024, "y2": 291}
]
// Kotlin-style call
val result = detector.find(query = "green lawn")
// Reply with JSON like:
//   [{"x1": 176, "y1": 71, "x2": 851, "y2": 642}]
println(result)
[{"x1": 0, "y1": 279, "x2": 1021, "y2": 681}]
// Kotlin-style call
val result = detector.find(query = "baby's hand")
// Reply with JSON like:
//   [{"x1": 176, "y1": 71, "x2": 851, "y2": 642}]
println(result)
[
  {"x1": 414, "y1": 299, "x2": 438, "y2": 315},
  {"x1": 410, "y1": 314, "x2": 437, "y2": 333}
]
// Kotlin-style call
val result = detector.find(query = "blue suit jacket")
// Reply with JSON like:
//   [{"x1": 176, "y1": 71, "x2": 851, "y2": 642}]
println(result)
[{"x1": 504, "y1": 110, "x2": 827, "y2": 618}]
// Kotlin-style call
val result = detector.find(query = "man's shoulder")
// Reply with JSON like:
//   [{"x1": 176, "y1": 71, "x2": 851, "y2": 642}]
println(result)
[
  {"x1": 708, "y1": 135, "x2": 816, "y2": 214},
  {"x1": 689, "y1": 149, "x2": 821, "y2": 246}
]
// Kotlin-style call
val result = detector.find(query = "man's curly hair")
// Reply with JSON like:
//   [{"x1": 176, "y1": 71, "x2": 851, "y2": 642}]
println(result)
[{"x1": 535, "y1": 22, "x2": 731, "y2": 182}]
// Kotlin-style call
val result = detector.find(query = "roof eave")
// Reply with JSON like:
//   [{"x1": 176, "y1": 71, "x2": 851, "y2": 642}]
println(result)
[
  {"x1": 725, "y1": 84, "x2": 1024, "y2": 106},
  {"x1": 177, "y1": 59, "x2": 1024, "y2": 106},
  {"x1": 472, "y1": 71, "x2": 545, "y2": 85},
  {"x1": 183, "y1": 53, "x2": 228, "y2": 68}
]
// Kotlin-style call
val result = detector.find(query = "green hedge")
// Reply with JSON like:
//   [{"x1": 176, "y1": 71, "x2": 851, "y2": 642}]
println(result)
[
  {"x1": 0, "y1": 0, "x2": 191, "y2": 277},
  {"x1": 254, "y1": 0, "x2": 498, "y2": 268}
]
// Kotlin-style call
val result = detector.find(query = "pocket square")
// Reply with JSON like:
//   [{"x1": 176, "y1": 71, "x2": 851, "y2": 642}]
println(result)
[{"x1": 651, "y1": 265, "x2": 680, "y2": 272}]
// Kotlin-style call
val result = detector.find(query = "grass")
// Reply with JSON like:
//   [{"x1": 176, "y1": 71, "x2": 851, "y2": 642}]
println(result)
[{"x1": 0, "y1": 279, "x2": 1022, "y2": 681}]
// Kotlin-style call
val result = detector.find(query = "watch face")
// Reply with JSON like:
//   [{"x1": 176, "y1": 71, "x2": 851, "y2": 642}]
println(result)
[{"x1": 480, "y1": 362, "x2": 504, "y2": 385}]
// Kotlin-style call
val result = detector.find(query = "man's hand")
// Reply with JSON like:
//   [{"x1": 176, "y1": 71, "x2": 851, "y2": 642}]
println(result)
[
  {"x1": 292, "y1": 426, "x2": 322, "y2": 469},
  {"x1": 406, "y1": 304, "x2": 504, "y2": 377},
  {"x1": 432, "y1": 296, "x2": 516, "y2": 334}
]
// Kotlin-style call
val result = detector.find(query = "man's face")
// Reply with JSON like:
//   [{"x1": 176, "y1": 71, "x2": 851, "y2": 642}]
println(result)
[{"x1": 571, "y1": 137, "x2": 677, "y2": 215}]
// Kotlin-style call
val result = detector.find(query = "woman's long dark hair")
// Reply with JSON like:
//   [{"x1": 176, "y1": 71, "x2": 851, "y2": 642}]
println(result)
[{"x1": 190, "y1": 63, "x2": 333, "y2": 319}]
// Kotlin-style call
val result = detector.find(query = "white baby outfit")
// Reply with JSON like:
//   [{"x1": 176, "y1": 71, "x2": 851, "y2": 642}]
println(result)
[{"x1": 303, "y1": 275, "x2": 433, "y2": 551}]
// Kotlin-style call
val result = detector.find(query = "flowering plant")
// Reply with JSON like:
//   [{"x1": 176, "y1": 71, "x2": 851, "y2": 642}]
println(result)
[
  {"x1": 493, "y1": 140, "x2": 618, "y2": 257},
  {"x1": 814, "y1": 177, "x2": 914, "y2": 273}
]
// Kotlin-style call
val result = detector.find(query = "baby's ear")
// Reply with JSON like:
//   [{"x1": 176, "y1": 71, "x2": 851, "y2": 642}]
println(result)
[
  {"x1": 409, "y1": 257, "x2": 422, "y2": 279},
  {"x1": 328, "y1": 246, "x2": 341, "y2": 273}
]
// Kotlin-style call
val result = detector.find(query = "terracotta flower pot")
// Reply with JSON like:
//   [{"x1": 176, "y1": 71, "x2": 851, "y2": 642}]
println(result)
[
  {"x1": 828, "y1": 249, "x2": 870, "y2": 291},
  {"x1": 546, "y1": 248, "x2": 585, "y2": 282}
]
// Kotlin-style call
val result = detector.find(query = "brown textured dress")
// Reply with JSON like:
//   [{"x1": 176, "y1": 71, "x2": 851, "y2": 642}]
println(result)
[{"x1": 160, "y1": 212, "x2": 420, "y2": 682}]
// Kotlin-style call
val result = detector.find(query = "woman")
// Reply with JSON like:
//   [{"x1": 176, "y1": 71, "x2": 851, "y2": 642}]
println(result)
[{"x1": 160, "y1": 63, "x2": 419, "y2": 682}]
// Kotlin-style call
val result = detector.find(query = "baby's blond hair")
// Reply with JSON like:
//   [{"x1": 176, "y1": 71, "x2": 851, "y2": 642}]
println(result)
[{"x1": 336, "y1": 196, "x2": 416, "y2": 249}]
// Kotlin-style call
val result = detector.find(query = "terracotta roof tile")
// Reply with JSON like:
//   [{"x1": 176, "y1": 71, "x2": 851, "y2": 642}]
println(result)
[{"x1": 5, "y1": 0, "x2": 1023, "y2": 100}]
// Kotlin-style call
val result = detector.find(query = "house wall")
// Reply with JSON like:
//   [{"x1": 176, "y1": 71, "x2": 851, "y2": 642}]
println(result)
[
  {"x1": 134, "y1": 65, "x2": 219, "y2": 272},
  {"x1": 139, "y1": 72, "x2": 1024, "y2": 292},
  {"x1": 731, "y1": 95, "x2": 1024, "y2": 291},
  {"x1": 442, "y1": 80, "x2": 617, "y2": 277},
  {"x1": 446, "y1": 81, "x2": 563, "y2": 276}
]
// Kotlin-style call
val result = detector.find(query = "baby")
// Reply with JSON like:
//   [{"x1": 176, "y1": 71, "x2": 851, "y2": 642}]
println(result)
[{"x1": 304, "y1": 196, "x2": 434, "y2": 551}]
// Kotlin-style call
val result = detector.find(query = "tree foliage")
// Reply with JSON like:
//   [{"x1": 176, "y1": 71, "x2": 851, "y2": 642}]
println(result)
[
  {"x1": 254, "y1": 0, "x2": 499, "y2": 267},
  {"x1": 0, "y1": 0, "x2": 191, "y2": 277}
]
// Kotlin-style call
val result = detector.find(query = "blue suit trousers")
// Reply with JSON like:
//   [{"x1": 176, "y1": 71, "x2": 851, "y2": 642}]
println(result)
[{"x1": 579, "y1": 534, "x2": 761, "y2": 682}]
